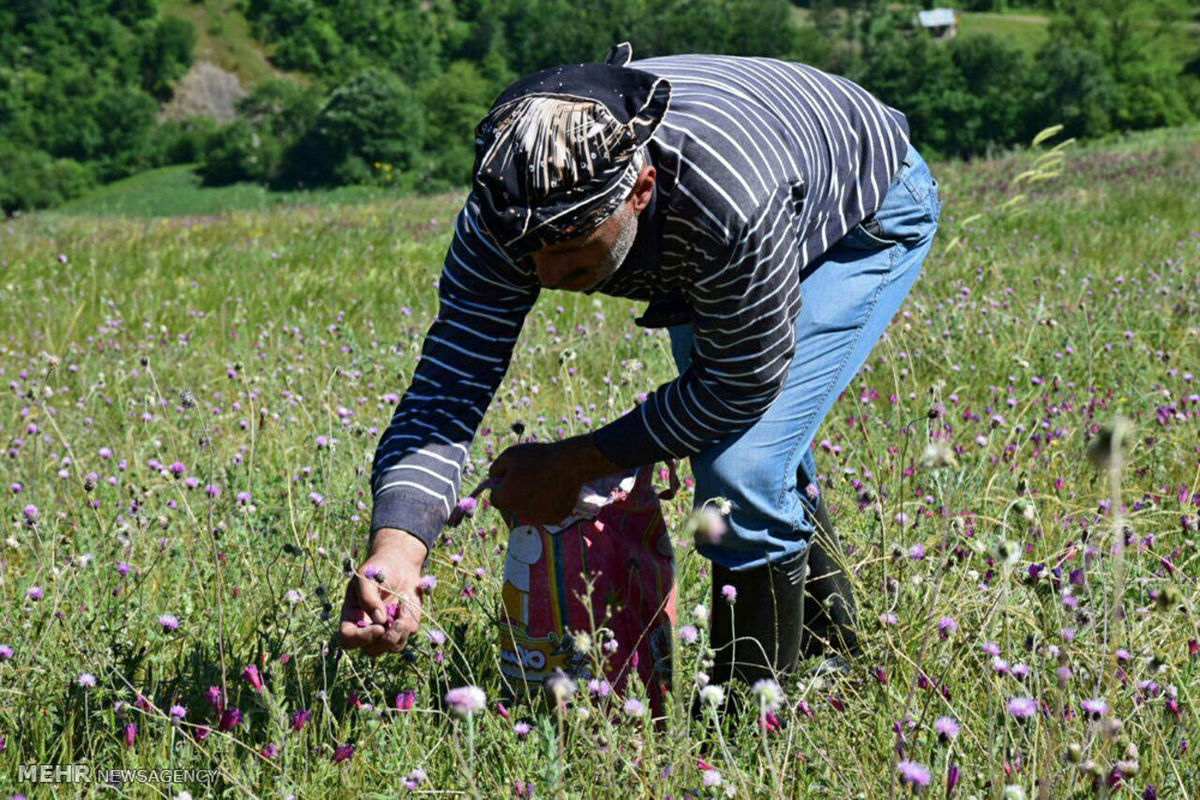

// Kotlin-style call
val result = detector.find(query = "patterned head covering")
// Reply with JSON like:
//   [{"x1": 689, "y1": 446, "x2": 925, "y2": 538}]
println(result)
[{"x1": 471, "y1": 42, "x2": 672, "y2": 260}]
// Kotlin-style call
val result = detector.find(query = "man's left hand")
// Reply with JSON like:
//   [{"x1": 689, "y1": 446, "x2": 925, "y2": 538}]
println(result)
[{"x1": 487, "y1": 434, "x2": 623, "y2": 525}]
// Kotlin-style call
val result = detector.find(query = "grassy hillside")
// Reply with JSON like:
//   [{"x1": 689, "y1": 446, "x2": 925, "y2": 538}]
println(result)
[
  {"x1": 161, "y1": 0, "x2": 282, "y2": 86},
  {"x1": 0, "y1": 128, "x2": 1196, "y2": 796}
]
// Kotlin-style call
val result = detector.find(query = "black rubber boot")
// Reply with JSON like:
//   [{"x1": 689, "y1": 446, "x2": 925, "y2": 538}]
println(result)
[
  {"x1": 798, "y1": 492, "x2": 861, "y2": 661},
  {"x1": 708, "y1": 547, "x2": 809, "y2": 687}
]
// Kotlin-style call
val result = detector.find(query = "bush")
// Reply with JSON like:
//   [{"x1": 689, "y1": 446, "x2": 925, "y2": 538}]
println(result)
[
  {"x1": 198, "y1": 120, "x2": 284, "y2": 185},
  {"x1": 0, "y1": 144, "x2": 95, "y2": 216},
  {"x1": 280, "y1": 67, "x2": 424, "y2": 186}
]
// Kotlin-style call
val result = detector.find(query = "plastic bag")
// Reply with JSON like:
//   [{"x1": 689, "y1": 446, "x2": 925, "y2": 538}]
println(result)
[{"x1": 449, "y1": 461, "x2": 679, "y2": 714}]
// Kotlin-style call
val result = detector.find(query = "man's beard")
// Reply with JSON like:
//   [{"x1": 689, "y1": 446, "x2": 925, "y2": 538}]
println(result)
[{"x1": 588, "y1": 205, "x2": 638, "y2": 289}]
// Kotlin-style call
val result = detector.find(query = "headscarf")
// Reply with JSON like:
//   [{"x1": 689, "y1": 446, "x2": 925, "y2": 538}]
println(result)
[{"x1": 471, "y1": 42, "x2": 672, "y2": 260}]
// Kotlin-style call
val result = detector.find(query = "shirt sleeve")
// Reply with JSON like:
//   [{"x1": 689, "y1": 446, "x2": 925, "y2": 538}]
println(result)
[
  {"x1": 592, "y1": 183, "x2": 804, "y2": 468},
  {"x1": 370, "y1": 192, "x2": 539, "y2": 551}
]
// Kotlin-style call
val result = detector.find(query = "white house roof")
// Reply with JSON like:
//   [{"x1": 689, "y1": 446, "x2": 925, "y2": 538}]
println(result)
[{"x1": 918, "y1": 8, "x2": 957, "y2": 27}]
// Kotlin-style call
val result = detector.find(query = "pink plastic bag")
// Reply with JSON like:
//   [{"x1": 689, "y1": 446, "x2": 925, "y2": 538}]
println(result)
[{"x1": 450, "y1": 461, "x2": 679, "y2": 714}]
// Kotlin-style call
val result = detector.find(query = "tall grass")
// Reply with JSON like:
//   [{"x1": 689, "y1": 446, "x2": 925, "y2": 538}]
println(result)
[{"x1": 0, "y1": 127, "x2": 1196, "y2": 797}]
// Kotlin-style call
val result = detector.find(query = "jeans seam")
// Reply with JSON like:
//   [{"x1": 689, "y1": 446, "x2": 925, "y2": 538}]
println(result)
[{"x1": 775, "y1": 242, "x2": 897, "y2": 530}]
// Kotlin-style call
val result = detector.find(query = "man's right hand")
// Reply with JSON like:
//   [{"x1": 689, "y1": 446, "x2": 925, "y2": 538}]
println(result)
[{"x1": 339, "y1": 528, "x2": 428, "y2": 657}]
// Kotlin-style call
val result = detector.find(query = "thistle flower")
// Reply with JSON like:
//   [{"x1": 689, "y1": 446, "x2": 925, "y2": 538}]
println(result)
[
  {"x1": 937, "y1": 617, "x2": 957, "y2": 640},
  {"x1": 444, "y1": 685, "x2": 487, "y2": 718},
  {"x1": 22, "y1": 505, "x2": 39, "y2": 524},
  {"x1": 720, "y1": 585, "x2": 737, "y2": 604},
  {"x1": 158, "y1": 614, "x2": 179, "y2": 632},
  {"x1": 751, "y1": 679, "x2": 784, "y2": 713},
  {"x1": 513, "y1": 721, "x2": 531, "y2": 740},
  {"x1": 418, "y1": 575, "x2": 438, "y2": 593},
  {"x1": 702, "y1": 770, "x2": 723, "y2": 788},
  {"x1": 1081, "y1": 698, "x2": 1108, "y2": 720},
  {"x1": 677, "y1": 625, "x2": 699, "y2": 644},
  {"x1": 403, "y1": 768, "x2": 426, "y2": 790},
  {"x1": 26, "y1": 586, "x2": 42, "y2": 601},
  {"x1": 455, "y1": 497, "x2": 477, "y2": 517},
  {"x1": 896, "y1": 760, "x2": 931, "y2": 788},
  {"x1": 622, "y1": 698, "x2": 646, "y2": 718},
  {"x1": 1007, "y1": 697, "x2": 1037, "y2": 721},
  {"x1": 242, "y1": 664, "x2": 263, "y2": 693},
  {"x1": 291, "y1": 708, "x2": 312, "y2": 732},
  {"x1": 935, "y1": 715, "x2": 960, "y2": 742},
  {"x1": 78, "y1": 673, "x2": 97, "y2": 688},
  {"x1": 332, "y1": 743, "x2": 355, "y2": 764},
  {"x1": 170, "y1": 705, "x2": 187, "y2": 721},
  {"x1": 123, "y1": 723, "x2": 138, "y2": 747},
  {"x1": 218, "y1": 707, "x2": 243, "y2": 731},
  {"x1": 261, "y1": 742, "x2": 279, "y2": 759},
  {"x1": 587, "y1": 678, "x2": 610, "y2": 698},
  {"x1": 395, "y1": 690, "x2": 416, "y2": 712},
  {"x1": 700, "y1": 685, "x2": 725, "y2": 707},
  {"x1": 545, "y1": 671, "x2": 575, "y2": 705}
]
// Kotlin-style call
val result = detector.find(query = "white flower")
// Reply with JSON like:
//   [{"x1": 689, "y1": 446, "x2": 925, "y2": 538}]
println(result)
[
  {"x1": 444, "y1": 685, "x2": 486, "y2": 718},
  {"x1": 699, "y1": 685, "x2": 725, "y2": 707},
  {"x1": 751, "y1": 679, "x2": 784, "y2": 712},
  {"x1": 692, "y1": 604, "x2": 709, "y2": 624}
]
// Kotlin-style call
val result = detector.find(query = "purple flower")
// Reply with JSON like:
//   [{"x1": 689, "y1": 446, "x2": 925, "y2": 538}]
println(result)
[
  {"x1": 242, "y1": 664, "x2": 263, "y2": 693},
  {"x1": 291, "y1": 708, "x2": 312, "y2": 732},
  {"x1": 158, "y1": 614, "x2": 179, "y2": 632},
  {"x1": 332, "y1": 742, "x2": 355, "y2": 763},
  {"x1": 935, "y1": 715, "x2": 960, "y2": 742},
  {"x1": 588, "y1": 678, "x2": 611, "y2": 698},
  {"x1": 908, "y1": 543, "x2": 925, "y2": 560},
  {"x1": 205, "y1": 685, "x2": 224, "y2": 708},
  {"x1": 2, "y1": 643, "x2": 17, "y2": 659},
  {"x1": 170, "y1": 705, "x2": 187, "y2": 720},
  {"x1": 947, "y1": 764, "x2": 962, "y2": 792},
  {"x1": 123, "y1": 723, "x2": 138, "y2": 747},
  {"x1": 721, "y1": 584, "x2": 737, "y2": 604},
  {"x1": 879, "y1": 612, "x2": 899, "y2": 626},
  {"x1": 982, "y1": 641, "x2": 1001, "y2": 657},
  {"x1": 308, "y1": 491, "x2": 324, "y2": 506},
  {"x1": 623, "y1": 698, "x2": 646, "y2": 718},
  {"x1": 513, "y1": 721, "x2": 531, "y2": 739},
  {"x1": 937, "y1": 617, "x2": 957, "y2": 639},
  {"x1": 22, "y1": 505, "x2": 38, "y2": 524},
  {"x1": 315, "y1": 435, "x2": 329, "y2": 449},
  {"x1": 1007, "y1": 696, "x2": 1037, "y2": 721},
  {"x1": 896, "y1": 760, "x2": 931, "y2": 787},
  {"x1": 261, "y1": 741, "x2": 280, "y2": 759},
  {"x1": 218, "y1": 707, "x2": 243, "y2": 731},
  {"x1": 395, "y1": 690, "x2": 416, "y2": 711},
  {"x1": 26, "y1": 586, "x2": 42, "y2": 601},
  {"x1": 169, "y1": 461, "x2": 186, "y2": 477},
  {"x1": 455, "y1": 497, "x2": 477, "y2": 516},
  {"x1": 77, "y1": 673, "x2": 97, "y2": 688},
  {"x1": 445, "y1": 685, "x2": 486, "y2": 718},
  {"x1": 418, "y1": 575, "x2": 438, "y2": 593},
  {"x1": 1081, "y1": 697, "x2": 1108, "y2": 719},
  {"x1": 677, "y1": 625, "x2": 699, "y2": 644},
  {"x1": 403, "y1": 768, "x2": 426, "y2": 790}
]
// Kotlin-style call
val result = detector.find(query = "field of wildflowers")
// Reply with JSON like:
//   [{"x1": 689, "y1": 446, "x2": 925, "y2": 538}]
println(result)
[{"x1": 0, "y1": 126, "x2": 1197, "y2": 798}]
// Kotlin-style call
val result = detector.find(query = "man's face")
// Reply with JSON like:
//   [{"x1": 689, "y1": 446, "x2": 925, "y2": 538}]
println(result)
[
  {"x1": 530, "y1": 164, "x2": 656, "y2": 292},
  {"x1": 531, "y1": 202, "x2": 639, "y2": 292}
]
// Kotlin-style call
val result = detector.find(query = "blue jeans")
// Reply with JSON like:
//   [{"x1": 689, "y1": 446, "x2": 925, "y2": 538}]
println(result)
[{"x1": 669, "y1": 145, "x2": 941, "y2": 571}]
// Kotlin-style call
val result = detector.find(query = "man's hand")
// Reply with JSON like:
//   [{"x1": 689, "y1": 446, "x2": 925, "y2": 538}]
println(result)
[
  {"x1": 339, "y1": 528, "x2": 428, "y2": 657},
  {"x1": 488, "y1": 433, "x2": 624, "y2": 525}
]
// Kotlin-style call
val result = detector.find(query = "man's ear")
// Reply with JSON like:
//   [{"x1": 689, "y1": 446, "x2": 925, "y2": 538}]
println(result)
[{"x1": 631, "y1": 165, "x2": 655, "y2": 215}]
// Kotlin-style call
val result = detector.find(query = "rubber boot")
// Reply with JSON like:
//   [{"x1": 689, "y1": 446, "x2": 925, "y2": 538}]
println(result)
[
  {"x1": 798, "y1": 492, "x2": 860, "y2": 661},
  {"x1": 709, "y1": 547, "x2": 809, "y2": 687}
]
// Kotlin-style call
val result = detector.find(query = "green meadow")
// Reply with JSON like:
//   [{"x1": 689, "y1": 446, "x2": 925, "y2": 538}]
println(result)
[{"x1": 0, "y1": 127, "x2": 1197, "y2": 797}]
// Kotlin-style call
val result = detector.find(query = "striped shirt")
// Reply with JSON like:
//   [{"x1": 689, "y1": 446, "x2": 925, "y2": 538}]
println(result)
[{"x1": 371, "y1": 53, "x2": 910, "y2": 549}]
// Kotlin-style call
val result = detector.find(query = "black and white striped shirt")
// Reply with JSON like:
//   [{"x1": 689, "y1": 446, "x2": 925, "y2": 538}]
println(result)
[{"x1": 371, "y1": 53, "x2": 910, "y2": 549}]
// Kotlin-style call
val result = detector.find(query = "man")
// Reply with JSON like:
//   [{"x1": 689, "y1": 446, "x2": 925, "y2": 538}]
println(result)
[{"x1": 340, "y1": 42, "x2": 941, "y2": 687}]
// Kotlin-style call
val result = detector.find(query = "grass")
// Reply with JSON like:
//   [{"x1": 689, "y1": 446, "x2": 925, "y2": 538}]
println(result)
[
  {"x1": 51, "y1": 164, "x2": 412, "y2": 219},
  {"x1": 0, "y1": 126, "x2": 1198, "y2": 797}
]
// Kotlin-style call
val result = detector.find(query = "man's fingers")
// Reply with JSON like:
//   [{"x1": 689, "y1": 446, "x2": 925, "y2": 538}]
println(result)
[
  {"x1": 356, "y1": 576, "x2": 388, "y2": 625},
  {"x1": 339, "y1": 619, "x2": 385, "y2": 650},
  {"x1": 487, "y1": 452, "x2": 508, "y2": 480}
]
